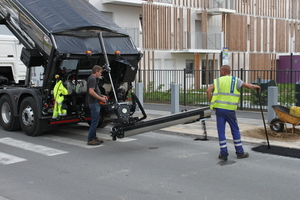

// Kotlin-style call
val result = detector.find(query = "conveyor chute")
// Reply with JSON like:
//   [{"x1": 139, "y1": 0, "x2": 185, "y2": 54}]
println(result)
[{"x1": 110, "y1": 107, "x2": 211, "y2": 140}]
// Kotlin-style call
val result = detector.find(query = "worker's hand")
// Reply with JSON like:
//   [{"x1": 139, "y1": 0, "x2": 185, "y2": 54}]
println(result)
[
  {"x1": 100, "y1": 95, "x2": 108, "y2": 103},
  {"x1": 253, "y1": 85, "x2": 261, "y2": 92}
]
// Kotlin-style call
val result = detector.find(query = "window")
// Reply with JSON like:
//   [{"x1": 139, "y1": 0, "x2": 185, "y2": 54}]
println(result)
[
  {"x1": 186, "y1": 60, "x2": 194, "y2": 74},
  {"x1": 202, "y1": 60, "x2": 214, "y2": 84}
]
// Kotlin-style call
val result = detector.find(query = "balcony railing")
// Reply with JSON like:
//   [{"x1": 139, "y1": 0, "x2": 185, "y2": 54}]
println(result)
[
  {"x1": 184, "y1": 31, "x2": 222, "y2": 50},
  {"x1": 125, "y1": 28, "x2": 222, "y2": 50},
  {"x1": 208, "y1": 0, "x2": 236, "y2": 10},
  {"x1": 153, "y1": 0, "x2": 173, "y2": 3}
]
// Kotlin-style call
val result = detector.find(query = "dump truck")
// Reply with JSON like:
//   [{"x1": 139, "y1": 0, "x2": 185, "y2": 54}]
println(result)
[{"x1": 0, "y1": 0, "x2": 210, "y2": 140}]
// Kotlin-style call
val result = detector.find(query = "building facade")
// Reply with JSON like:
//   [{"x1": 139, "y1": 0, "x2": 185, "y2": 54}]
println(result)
[{"x1": 89, "y1": 0, "x2": 300, "y2": 86}]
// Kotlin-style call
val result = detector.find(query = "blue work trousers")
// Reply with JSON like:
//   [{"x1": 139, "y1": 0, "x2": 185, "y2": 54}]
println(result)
[
  {"x1": 215, "y1": 108, "x2": 244, "y2": 156},
  {"x1": 88, "y1": 103, "x2": 101, "y2": 142}
]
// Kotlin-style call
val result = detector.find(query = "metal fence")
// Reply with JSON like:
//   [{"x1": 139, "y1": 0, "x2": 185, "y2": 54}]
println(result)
[{"x1": 135, "y1": 69, "x2": 300, "y2": 111}]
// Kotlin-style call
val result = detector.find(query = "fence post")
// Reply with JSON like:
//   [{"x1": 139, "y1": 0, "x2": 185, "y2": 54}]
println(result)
[
  {"x1": 239, "y1": 68, "x2": 244, "y2": 110},
  {"x1": 268, "y1": 86, "x2": 278, "y2": 124},
  {"x1": 171, "y1": 84, "x2": 179, "y2": 114},
  {"x1": 183, "y1": 68, "x2": 186, "y2": 106},
  {"x1": 135, "y1": 82, "x2": 143, "y2": 111}
]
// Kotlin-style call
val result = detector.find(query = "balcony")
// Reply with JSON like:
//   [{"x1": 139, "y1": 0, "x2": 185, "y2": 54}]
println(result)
[
  {"x1": 102, "y1": 0, "x2": 145, "y2": 7},
  {"x1": 153, "y1": 0, "x2": 173, "y2": 4},
  {"x1": 205, "y1": 0, "x2": 236, "y2": 15},
  {"x1": 125, "y1": 28, "x2": 222, "y2": 52},
  {"x1": 173, "y1": 31, "x2": 222, "y2": 53}
]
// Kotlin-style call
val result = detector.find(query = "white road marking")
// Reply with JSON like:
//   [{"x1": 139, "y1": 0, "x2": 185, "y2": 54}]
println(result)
[
  {"x1": 0, "y1": 152, "x2": 27, "y2": 165},
  {"x1": 65, "y1": 127, "x2": 137, "y2": 142},
  {"x1": 115, "y1": 137, "x2": 137, "y2": 142},
  {"x1": 0, "y1": 137, "x2": 68, "y2": 156},
  {"x1": 40, "y1": 136, "x2": 104, "y2": 148}
]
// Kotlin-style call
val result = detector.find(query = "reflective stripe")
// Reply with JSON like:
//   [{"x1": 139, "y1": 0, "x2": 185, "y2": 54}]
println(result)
[
  {"x1": 219, "y1": 140, "x2": 226, "y2": 144},
  {"x1": 234, "y1": 143, "x2": 243, "y2": 146},
  {"x1": 213, "y1": 100, "x2": 239, "y2": 106},
  {"x1": 234, "y1": 139, "x2": 241, "y2": 143},
  {"x1": 213, "y1": 92, "x2": 240, "y2": 97},
  {"x1": 220, "y1": 144, "x2": 227, "y2": 148}
]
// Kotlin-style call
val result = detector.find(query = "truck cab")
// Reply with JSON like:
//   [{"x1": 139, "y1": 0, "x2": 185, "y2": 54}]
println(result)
[{"x1": 0, "y1": 34, "x2": 26, "y2": 85}]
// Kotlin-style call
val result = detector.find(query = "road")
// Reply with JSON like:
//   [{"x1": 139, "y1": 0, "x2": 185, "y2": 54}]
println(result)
[{"x1": 0, "y1": 123, "x2": 299, "y2": 200}]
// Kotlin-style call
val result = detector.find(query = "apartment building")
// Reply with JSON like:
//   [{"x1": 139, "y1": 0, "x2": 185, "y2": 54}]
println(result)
[{"x1": 89, "y1": 0, "x2": 300, "y2": 86}]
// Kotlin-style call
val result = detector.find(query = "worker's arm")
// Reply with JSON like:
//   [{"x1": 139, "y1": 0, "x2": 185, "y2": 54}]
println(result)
[
  {"x1": 89, "y1": 88, "x2": 107, "y2": 103},
  {"x1": 242, "y1": 83, "x2": 261, "y2": 92},
  {"x1": 206, "y1": 84, "x2": 214, "y2": 102}
]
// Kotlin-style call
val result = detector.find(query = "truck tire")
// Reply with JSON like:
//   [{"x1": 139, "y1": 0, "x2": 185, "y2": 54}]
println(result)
[
  {"x1": 19, "y1": 97, "x2": 43, "y2": 136},
  {"x1": 0, "y1": 95, "x2": 21, "y2": 131}
]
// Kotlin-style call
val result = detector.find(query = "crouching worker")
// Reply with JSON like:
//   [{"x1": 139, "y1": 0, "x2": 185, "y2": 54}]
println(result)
[
  {"x1": 53, "y1": 75, "x2": 68, "y2": 119},
  {"x1": 86, "y1": 65, "x2": 108, "y2": 145},
  {"x1": 206, "y1": 65, "x2": 260, "y2": 161}
]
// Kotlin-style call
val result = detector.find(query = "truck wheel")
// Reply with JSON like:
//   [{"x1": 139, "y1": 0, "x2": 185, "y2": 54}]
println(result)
[
  {"x1": 270, "y1": 118, "x2": 284, "y2": 132},
  {"x1": 0, "y1": 95, "x2": 21, "y2": 131},
  {"x1": 19, "y1": 97, "x2": 43, "y2": 136}
]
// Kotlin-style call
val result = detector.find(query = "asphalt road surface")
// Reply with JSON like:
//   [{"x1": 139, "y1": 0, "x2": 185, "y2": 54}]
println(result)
[{"x1": 0, "y1": 123, "x2": 299, "y2": 200}]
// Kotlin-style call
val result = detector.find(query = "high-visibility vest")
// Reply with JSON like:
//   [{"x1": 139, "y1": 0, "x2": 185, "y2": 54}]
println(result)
[
  {"x1": 210, "y1": 76, "x2": 240, "y2": 110},
  {"x1": 52, "y1": 80, "x2": 68, "y2": 119}
]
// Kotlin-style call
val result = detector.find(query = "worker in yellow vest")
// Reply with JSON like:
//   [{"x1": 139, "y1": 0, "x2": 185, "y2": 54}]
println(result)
[
  {"x1": 52, "y1": 75, "x2": 68, "y2": 119},
  {"x1": 206, "y1": 65, "x2": 260, "y2": 161}
]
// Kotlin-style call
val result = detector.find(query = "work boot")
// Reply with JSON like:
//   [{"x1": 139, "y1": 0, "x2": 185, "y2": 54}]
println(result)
[
  {"x1": 87, "y1": 138, "x2": 101, "y2": 145},
  {"x1": 237, "y1": 152, "x2": 249, "y2": 159},
  {"x1": 218, "y1": 154, "x2": 228, "y2": 161},
  {"x1": 94, "y1": 137, "x2": 103, "y2": 144}
]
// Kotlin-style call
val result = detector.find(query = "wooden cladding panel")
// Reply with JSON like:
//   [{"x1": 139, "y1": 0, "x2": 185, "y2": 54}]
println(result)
[
  {"x1": 167, "y1": 6, "x2": 172, "y2": 50},
  {"x1": 249, "y1": 53, "x2": 277, "y2": 82},
  {"x1": 286, "y1": 21, "x2": 289, "y2": 52},
  {"x1": 250, "y1": 16, "x2": 255, "y2": 52},
  {"x1": 226, "y1": 14, "x2": 247, "y2": 52},
  {"x1": 249, "y1": 53, "x2": 273, "y2": 70},
  {"x1": 187, "y1": 8, "x2": 191, "y2": 49},
  {"x1": 194, "y1": 54, "x2": 201, "y2": 90},
  {"x1": 269, "y1": 18, "x2": 274, "y2": 52},
  {"x1": 179, "y1": 7, "x2": 183, "y2": 50},
  {"x1": 143, "y1": 3, "x2": 192, "y2": 50},
  {"x1": 276, "y1": 19, "x2": 286, "y2": 53},
  {"x1": 173, "y1": 7, "x2": 178, "y2": 50},
  {"x1": 296, "y1": 22, "x2": 300, "y2": 52},
  {"x1": 256, "y1": 17, "x2": 261, "y2": 52},
  {"x1": 263, "y1": 18, "x2": 267, "y2": 52}
]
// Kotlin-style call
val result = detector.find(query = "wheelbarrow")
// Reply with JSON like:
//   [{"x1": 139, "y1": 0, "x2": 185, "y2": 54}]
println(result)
[{"x1": 270, "y1": 105, "x2": 300, "y2": 134}]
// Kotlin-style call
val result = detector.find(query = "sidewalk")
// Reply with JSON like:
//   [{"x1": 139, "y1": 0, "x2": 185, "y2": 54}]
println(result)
[{"x1": 141, "y1": 103, "x2": 300, "y2": 150}]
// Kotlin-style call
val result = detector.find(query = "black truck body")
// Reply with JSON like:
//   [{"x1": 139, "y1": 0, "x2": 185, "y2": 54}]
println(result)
[{"x1": 0, "y1": 0, "x2": 210, "y2": 139}]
